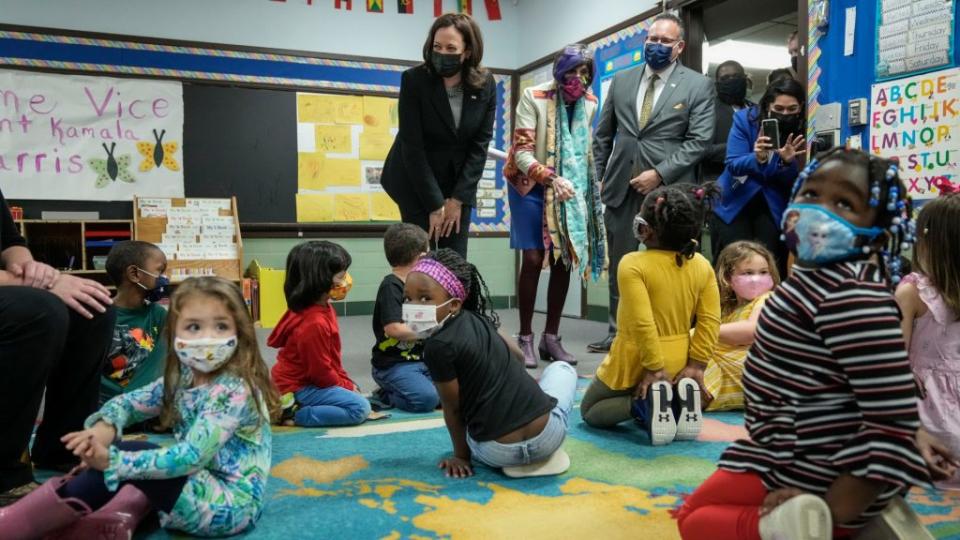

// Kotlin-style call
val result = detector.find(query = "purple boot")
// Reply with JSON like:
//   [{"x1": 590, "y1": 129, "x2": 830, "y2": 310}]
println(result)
[
  {"x1": 539, "y1": 334, "x2": 577, "y2": 365},
  {"x1": 49, "y1": 484, "x2": 152, "y2": 540},
  {"x1": 517, "y1": 334, "x2": 538, "y2": 368},
  {"x1": 0, "y1": 477, "x2": 90, "y2": 540}
]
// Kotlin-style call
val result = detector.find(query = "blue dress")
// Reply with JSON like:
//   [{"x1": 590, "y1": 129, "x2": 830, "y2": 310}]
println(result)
[{"x1": 508, "y1": 183, "x2": 546, "y2": 250}]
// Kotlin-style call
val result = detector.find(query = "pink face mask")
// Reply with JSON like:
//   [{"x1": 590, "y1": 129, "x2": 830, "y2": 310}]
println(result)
[
  {"x1": 730, "y1": 274, "x2": 774, "y2": 301},
  {"x1": 561, "y1": 77, "x2": 586, "y2": 103}
]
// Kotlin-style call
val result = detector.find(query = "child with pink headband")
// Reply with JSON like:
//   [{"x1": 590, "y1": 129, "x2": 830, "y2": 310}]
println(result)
[{"x1": 403, "y1": 249, "x2": 578, "y2": 478}]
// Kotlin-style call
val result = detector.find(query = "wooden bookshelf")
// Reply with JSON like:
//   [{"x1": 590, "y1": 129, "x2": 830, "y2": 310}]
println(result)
[
  {"x1": 132, "y1": 196, "x2": 243, "y2": 283},
  {"x1": 15, "y1": 219, "x2": 133, "y2": 289}
]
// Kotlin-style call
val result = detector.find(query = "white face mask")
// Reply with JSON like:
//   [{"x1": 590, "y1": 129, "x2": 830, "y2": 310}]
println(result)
[
  {"x1": 402, "y1": 299, "x2": 455, "y2": 339},
  {"x1": 174, "y1": 336, "x2": 238, "y2": 373}
]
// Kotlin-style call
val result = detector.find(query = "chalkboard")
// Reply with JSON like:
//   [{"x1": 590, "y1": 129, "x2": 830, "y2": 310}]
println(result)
[{"x1": 183, "y1": 84, "x2": 297, "y2": 223}]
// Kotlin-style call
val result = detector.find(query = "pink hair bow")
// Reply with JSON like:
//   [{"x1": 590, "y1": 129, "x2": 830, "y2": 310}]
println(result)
[{"x1": 934, "y1": 176, "x2": 960, "y2": 196}]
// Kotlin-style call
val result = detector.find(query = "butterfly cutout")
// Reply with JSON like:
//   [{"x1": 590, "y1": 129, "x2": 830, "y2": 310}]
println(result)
[
  {"x1": 137, "y1": 129, "x2": 180, "y2": 172},
  {"x1": 89, "y1": 142, "x2": 135, "y2": 188}
]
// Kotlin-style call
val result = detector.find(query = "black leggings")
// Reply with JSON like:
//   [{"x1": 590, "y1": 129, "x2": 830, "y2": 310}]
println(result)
[{"x1": 59, "y1": 441, "x2": 188, "y2": 513}]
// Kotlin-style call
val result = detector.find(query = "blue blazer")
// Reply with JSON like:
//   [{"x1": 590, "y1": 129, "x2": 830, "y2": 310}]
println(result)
[{"x1": 713, "y1": 107, "x2": 799, "y2": 225}]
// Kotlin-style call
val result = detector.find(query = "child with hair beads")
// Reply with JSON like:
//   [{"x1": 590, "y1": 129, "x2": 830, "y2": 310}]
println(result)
[
  {"x1": 703, "y1": 241, "x2": 779, "y2": 412},
  {"x1": 405, "y1": 249, "x2": 578, "y2": 478},
  {"x1": 580, "y1": 183, "x2": 721, "y2": 446},
  {"x1": 269, "y1": 240, "x2": 371, "y2": 427},
  {"x1": 101, "y1": 240, "x2": 170, "y2": 403},
  {"x1": 370, "y1": 223, "x2": 439, "y2": 412},
  {"x1": 676, "y1": 149, "x2": 932, "y2": 540},
  {"x1": 896, "y1": 184, "x2": 960, "y2": 490},
  {"x1": 0, "y1": 277, "x2": 280, "y2": 538}
]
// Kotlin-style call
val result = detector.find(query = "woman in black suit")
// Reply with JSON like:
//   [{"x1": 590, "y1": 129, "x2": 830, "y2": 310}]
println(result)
[{"x1": 381, "y1": 13, "x2": 496, "y2": 258}]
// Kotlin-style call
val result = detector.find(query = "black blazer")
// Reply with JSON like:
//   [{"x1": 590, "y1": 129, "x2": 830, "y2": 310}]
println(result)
[
  {"x1": 701, "y1": 98, "x2": 753, "y2": 183},
  {"x1": 381, "y1": 65, "x2": 496, "y2": 215}
]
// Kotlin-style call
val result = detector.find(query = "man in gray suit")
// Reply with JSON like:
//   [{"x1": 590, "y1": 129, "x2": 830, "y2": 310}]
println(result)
[{"x1": 588, "y1": 13, "x2": 715, "y2": 352}]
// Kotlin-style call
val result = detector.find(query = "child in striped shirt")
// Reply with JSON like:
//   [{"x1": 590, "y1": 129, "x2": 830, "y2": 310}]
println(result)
[{"x1": 677, "y1": 149, "x2": 931, "y2": 540}]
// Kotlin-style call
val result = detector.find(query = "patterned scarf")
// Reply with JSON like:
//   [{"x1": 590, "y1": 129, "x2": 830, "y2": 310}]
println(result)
[{"x1": 547, "y1": 96, "x2": 606, "y2": 281}]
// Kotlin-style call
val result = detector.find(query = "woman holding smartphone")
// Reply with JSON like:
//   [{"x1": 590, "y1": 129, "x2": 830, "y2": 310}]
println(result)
[{"x1": 711, "y1": 78, "x2": 806, "y2": 276}]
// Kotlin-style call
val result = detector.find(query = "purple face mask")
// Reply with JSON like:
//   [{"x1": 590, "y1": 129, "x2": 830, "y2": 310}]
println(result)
[
  {"x1": 730, "y1": 274, "x2": 774, "y2": 301},
  {"x1": 561, "y1": 77, "x2": 587, "y2": 103}
]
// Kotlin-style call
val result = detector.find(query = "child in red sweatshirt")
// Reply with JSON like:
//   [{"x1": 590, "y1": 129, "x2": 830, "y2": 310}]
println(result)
[{"x1": 268, "y1": 241, "x2": 370, "y2": 426}]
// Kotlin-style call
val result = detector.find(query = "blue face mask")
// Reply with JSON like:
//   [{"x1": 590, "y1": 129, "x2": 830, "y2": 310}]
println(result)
[
  {"x1": 782, "y1": 204, "x2": 883, "y2": 265},
  {"x1": 644, "y1": 42, "x2": 676, "y2": 71},
  {"x1": 136, "y1": 267, "x2": 170, "y2": 303}
]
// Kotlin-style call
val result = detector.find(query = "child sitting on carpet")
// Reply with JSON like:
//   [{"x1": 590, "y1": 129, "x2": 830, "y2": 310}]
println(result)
[
  {"x1": 370, "y1": 223, "x2": 439, "y2": 412},
  {"x1": 0, "y1": 277, "x2": 280, "y2": 538},
  {"x1": 269, "y1": 240, "x2": 371, "y2": 427},
  {"x1": 405, "y1": 249, "x2": 578, "y2": 478},
  {"x1": 702, "y1": 241, "x2": 778, "y2": 412},
  {"x1": 676, "y1": 149, "x2": 932, "y2": 539},
  {"x1": 896, "y1": 187, "x2": 960, "y2": 491},
  {"x1": 101, "y1": 240, "x2": 170, "y2": 404},
  {"x1": 580, "y1": 183, "x2": 721, "y2": 446}
]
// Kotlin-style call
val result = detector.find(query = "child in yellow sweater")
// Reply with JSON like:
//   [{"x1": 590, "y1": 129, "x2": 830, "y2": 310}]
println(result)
[
  {"x1": 582, "y1": 183, "x2": 721, "y2": 445},
  {"x1": 703, "y1": 241, "x2": 779, "y2": 412}
]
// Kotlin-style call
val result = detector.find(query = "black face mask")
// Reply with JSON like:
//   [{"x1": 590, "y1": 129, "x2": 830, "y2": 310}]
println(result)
[
  {"x1": 769, "y1": 111, "x2": 802, "y2": 147},
  {"x1": 791, "y1": 55, "x2": 799, "y2": 72},
  {"x1": 716, "y1": 76, "x2": 748, "y2": 105},
  {"x1": 431, "y1": 52, "x2": 462, "y2": 78}
]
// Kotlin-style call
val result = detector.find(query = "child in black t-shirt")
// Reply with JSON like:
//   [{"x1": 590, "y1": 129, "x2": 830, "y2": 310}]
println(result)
[
  {"x1": 404, "y1": 249, "x2": 578, "y2": 478},
  {"x1": 370, "y1": 224, "x2": 439, "y2": 412}
]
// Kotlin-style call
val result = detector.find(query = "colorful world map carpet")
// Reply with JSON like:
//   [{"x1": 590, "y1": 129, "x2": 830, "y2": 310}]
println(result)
[{"x1": 55, "y1": 383, "x2": 960, "y2": 539}]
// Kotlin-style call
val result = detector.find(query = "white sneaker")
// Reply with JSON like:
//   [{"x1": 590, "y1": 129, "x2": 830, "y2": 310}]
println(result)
[
  {"x1": 647, "y1": 381, "x2": 677, "y2": 446},
  {"x1": 858, "y1": 496, "x2": 934, "y2": 540},
  {"x1": 674, "y1": 377, "x2": 703, "y2": 441},
  {"x1": 759, "y1": 494, "x2": 833, "y2": 540},
  {"x1": 502, "y1": 448, "x2": 571, "y2": 478}
]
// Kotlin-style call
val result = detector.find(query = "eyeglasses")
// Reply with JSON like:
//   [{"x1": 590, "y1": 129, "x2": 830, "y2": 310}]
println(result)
[{"x1": 646, "y1": 36, "x2": 680, "y2": 46}]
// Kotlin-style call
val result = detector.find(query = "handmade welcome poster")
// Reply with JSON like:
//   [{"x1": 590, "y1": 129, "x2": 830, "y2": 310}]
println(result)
[
  {"x1": 0, "y1": 69, "x2": 184, "y2": 200},
  {"x1": 870, "y1": 67, "x2": 960, "y2": 200}
]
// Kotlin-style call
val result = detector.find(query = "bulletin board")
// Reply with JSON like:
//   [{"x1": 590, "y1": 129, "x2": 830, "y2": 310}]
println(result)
[
  {"x1": 807, "y1": 0, "x2": 960, "y2": 203},
  {"x1": 875, "y1": 0, "x2": 955, "y2": 80},
  {"x1": 0, "y1": 26, "x2": 512, "y2": 233}
]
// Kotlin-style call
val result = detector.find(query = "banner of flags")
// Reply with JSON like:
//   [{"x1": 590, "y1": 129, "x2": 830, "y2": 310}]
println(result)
[{"x1": 269, "y1": 0, "x2": 501, "y2": 19}]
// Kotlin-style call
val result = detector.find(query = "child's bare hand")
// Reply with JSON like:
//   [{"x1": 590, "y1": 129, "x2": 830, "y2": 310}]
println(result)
[
  {"x1": 77, "y1": 436, "x2": 110, "y2": 471},
  {"x1": 439, "y1": 456, "x2": 473, "y2": 478},
  {"x1": 61, "y1": 421, "x2": 115, "y2": 450},
  {"x1": 917, "y1": 427, "x2": 960, "y2": 480},
  {"x1": 674, "y1": 360, "x2": 711, "y2": 401},
  {"x1": 760, "y1": 487, "x2": 808, "y2": 516},
  {"x1": 634, "y1": 368, "x2": 667, "y2": 400}
]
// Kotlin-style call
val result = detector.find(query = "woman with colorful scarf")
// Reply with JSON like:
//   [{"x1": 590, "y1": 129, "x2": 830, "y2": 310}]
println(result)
[{"x1": 505, "y1": 44, "x2": 606, "y2": 368}]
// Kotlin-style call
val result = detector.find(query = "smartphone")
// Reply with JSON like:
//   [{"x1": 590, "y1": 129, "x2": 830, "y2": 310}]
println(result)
[{"x1": 761, "y1": 119, "x2": 780, "y2": 149}]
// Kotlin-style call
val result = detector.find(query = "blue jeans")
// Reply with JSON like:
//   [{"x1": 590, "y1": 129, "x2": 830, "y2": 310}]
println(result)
[
  {"x1": 371, "y1": 362, "x2": 439, "y2": 413},
  {"x1": 467, "y1": 362, "x2": 578, "y2": 468},
  {"x1": 293, "y1": 385, "x2": 371, "y2": 427}
]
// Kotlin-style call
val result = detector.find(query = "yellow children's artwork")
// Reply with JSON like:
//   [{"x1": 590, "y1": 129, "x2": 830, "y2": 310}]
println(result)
[
  {"x1": 334, "y1": 95, "x2": 363, "y2": 125},
  {"x1": 297, "y1": 94, "x2": 335, "y2": 124},
  {"x1": 359, "y1": 131, "x2": 394, "y2": 161},
  {"x1": 362, "y1": 96, "x2": 399, "y2": 130},
  {"x1": 297, "y1": 153, "x2": 326, "y2": 191},
  {"x1": 296, "y1": 193, "x2": 336, "y2": 222},
  {"x1": 333, "y1": 194, "x2": 371, "y2": 221},
  {"x1": 315, "y1": 125, "x2": 353, "y2": 153},
  {"x1": 324, "y1": 159, "x2": 362, "y2": 187},
  {"x1": 371, "y1": 192, "x2": 401, "y2": 221}
]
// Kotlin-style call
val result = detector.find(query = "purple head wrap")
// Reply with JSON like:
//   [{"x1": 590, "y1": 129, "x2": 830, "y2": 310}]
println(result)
[
  {"x1": 553, "y1": 44, "x2": 595, "y2": 85},
  {"x1": 411, "y1": 258, "x2": 467, "y2": 301}
]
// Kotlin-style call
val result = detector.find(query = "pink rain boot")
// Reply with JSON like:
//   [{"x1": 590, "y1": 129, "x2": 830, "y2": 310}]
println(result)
[
  {"x1": 0, "y1": 477, "x2": 90, "y2": 540},
  {"x1": 50, "y1": 484, "x2": 152, "y2": 540}
]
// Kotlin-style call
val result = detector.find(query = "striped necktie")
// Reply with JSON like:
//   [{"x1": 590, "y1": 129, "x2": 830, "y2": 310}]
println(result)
[{"x1": 638, "y1": 74, "x2": 659, "y2": 130}]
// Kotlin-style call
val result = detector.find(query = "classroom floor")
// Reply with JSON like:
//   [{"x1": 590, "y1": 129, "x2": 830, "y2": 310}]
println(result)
[{"x1": 97, "y1": 310, "x2": 951, "y2": 539}]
